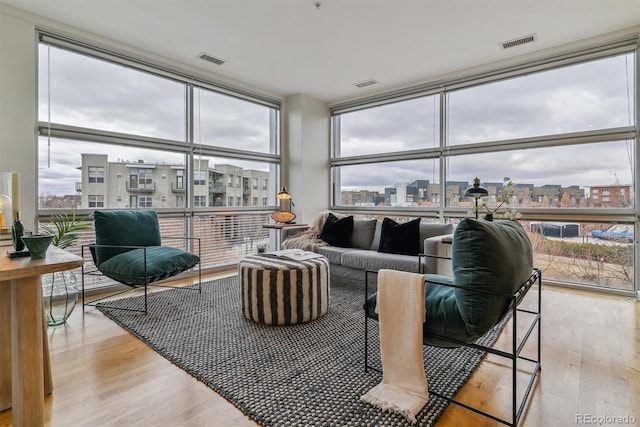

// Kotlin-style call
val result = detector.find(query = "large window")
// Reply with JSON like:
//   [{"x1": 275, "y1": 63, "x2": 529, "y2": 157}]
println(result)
[
  {"x1": 37, "y1": 32, "x2": 281, "y2": 273},
  {"x1": 331, "y1": 45, "x2": 637, "y2": 293},
  {"x1": 38, "y1": 44, "x2": 186, "y2": 141},
  {"x1": 334, "y1": 159, "x2": 439, "y2": 207},
  {"x1": 193, "y1": 87, "x2": 277, "y2": 154},
  {"x1": 338, "y1": 95, "x2": 439, "y2": 157},
  {"x1": 447, "y1": 55, "x2": 635, "y2": 145}
]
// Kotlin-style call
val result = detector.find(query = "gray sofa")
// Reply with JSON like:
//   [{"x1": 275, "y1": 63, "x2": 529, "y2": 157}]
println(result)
[{"x1": 282, "y1": 217, "x2": 453, "y2": 283}]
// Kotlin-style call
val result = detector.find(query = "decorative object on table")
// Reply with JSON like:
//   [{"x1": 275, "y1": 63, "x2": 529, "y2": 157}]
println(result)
[
  {"x1": 481, "y1": 177, "x2": 520, "y2": 220},
  {"x1": 465, "y1": 176, "x2": 521, "y2": 221},
  {"x1": 0, "y1": 173, "x2": 12, "y2": 235},
  {"x1": 20, "y1": 234, "x2": 54, "y2": 259},
  {"x1": 40, "y1": 209, "x2": 92, "y2": 326},
  {"x1": 11, "y1": 212, "x2": 25, "y2": 251},
  {"x1": 10, "y1": 171, "x2": 25, "y2": 251},
  {"x1": 464, "y1": 177, "x2": 489, "y2": 220},
  {"x1": 271, "y1": 186, "x2": 296, "y2": 223}
]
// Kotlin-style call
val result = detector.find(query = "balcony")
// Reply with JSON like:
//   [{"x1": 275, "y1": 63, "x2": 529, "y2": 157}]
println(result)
[
  {"x1": 209, "y1": 182, "x2": 226, "y2": 194},
  {"x1": 126, "y1": 182, "x2": 156, "y2": 193},
  {"x1": 171, "y1": 183, "x2": 186, "y2": 193}
]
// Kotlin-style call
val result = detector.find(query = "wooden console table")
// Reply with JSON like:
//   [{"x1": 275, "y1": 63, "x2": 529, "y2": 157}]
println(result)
[{"x1": 0, "y1": 245, "x2": 83, "y2": 426}]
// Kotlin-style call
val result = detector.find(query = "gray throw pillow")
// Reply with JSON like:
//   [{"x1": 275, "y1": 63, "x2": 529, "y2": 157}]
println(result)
[{"x1": 351, "y1": 219, "x2": 377, "y2": 249}]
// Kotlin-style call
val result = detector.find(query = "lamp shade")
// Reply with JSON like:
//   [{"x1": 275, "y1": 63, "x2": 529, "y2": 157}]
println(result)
[
  {"x1": 277, "y1": 186, "x2": 292, "y2": 200},
  {"x1": 464, "y1": 177, "x2": 489, "y2": 198}
]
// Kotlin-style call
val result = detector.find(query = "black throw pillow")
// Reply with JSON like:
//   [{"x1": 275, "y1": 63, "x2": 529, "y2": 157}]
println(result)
[
  {"x1": 378, "y1": 217, "x2": 421, "y2": 256},
  {"x1": 320, "y1": 213, "x2": 354, "y2": 247}
]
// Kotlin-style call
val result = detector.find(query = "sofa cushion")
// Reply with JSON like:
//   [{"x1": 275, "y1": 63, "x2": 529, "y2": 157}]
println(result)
[
  {"x1": 351, "y1": 219, "x2": 378, "y2": 249},
  {"x1": 341, "y1": 249, "x2": 420, "y2": 273},
  {"x1": 317, "y1": 246, "x2": 356, "y2": 265},
  {"x1": 451, "y1": 218, "x2": 533, "y2": 337},
  {"x1": 378, "y1": 217, "x2": 421, "y2": 256},
  {"x1": 320, "y1": 213, "x2": 354, "y2": 247},
  {"x1": 94, "y1": 210, "x2": 162, "y2": 267}
]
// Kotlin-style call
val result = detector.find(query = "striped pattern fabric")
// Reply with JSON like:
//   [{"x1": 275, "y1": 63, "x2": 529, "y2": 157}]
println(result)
[{"x1": 239, "y1": 254, "x2": 330, "y2": 325}]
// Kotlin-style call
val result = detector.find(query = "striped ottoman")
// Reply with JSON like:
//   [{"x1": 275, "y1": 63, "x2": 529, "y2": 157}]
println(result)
[{"x1": 238, "y1": 254, "x2": 330, "y2": 325}]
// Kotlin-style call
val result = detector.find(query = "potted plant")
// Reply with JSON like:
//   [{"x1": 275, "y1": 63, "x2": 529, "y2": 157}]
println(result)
[
  {"x1": 479, "y1": 177, "x2": 522, "y2": 221},
  {"x1": 40, "y1": 209, "x2": 92, "y2": 326}
]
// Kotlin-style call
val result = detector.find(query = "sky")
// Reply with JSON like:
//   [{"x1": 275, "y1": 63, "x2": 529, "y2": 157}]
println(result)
[{"x1": 37, "y1": 43, "x2": 635, "y2": 198}]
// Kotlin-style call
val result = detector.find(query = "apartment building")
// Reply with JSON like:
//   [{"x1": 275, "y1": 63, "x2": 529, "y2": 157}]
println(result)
[
  {"x1": 79, "y1": 154, "x2": 269, "y2": 209},
  {"x1": 590, "y1": 184, "x2": 633, "y2": 207}
]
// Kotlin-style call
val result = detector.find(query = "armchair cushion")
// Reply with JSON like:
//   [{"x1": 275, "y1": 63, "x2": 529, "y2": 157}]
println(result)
[
  {"x1": 451, "y1": 218, "x2": 533, "y2": 337},
  {"x1": 94, "y1": 210, "x2": 162, "y2": 267},
  {"x1": 98, "y1": 246, "x2": 199, "y2": 286},
  {"x1": 365, "y1": 274, "x2": 465, "y2": 348}
]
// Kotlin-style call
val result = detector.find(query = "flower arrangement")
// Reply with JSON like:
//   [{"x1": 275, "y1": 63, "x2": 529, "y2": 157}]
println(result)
[{"x1": 470, "y1": 177, "x2": 522, "y2": 220}]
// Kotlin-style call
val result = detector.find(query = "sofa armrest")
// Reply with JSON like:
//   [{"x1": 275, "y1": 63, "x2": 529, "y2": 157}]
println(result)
[
  {"x1": 281, "y1": 225, "x2": 310, "y2": 241},
  {"x1": 422, "y1": 233, "x2": 453, "y2": 275}
]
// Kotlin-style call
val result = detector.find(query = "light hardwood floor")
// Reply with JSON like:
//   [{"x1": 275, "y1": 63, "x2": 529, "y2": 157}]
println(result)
[{"x1": 1, "y1": 272, "x2": 638, "y2": 427}]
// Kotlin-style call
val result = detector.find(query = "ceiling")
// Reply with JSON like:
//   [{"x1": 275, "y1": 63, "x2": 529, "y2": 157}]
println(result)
[{"x1": 1, "y1": 0, "x2": 639, "y2": 104}]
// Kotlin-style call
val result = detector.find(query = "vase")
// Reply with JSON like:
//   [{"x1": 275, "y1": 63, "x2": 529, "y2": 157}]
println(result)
[
  {"x1": 484, "y1": 213, "x2": 494, "y2": 221},
  {"x1": 42, "y1": 270, "x2": 79, "y2": 326}
]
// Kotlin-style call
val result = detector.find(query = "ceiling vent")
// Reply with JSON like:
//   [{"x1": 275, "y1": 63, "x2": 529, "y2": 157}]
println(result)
[
  {"x1": 197, "y1": 52, "x2": 227, "y2": 66},
  {"x1": 354, "y1": 79, "x2": 378, "y2": 88},
  {"x1": 500, "y1": 34, "x2": 537, "y2": 50}
]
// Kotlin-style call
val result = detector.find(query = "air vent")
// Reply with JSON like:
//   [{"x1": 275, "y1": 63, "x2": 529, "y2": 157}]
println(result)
[
  {"x1": 500, "y1": 34, "x2": 537, "y2": 50},
  {"x1": 354, "y1": 79, "x2": 378, "y2": 88},
  {"x1": 197, "y1": 52, "x2": 227, "y2": 66}
]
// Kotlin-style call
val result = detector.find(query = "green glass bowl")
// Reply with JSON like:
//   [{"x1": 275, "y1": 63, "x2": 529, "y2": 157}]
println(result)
[{"x1": 21, "y1": 234, "x2": 54, "y2": 259}]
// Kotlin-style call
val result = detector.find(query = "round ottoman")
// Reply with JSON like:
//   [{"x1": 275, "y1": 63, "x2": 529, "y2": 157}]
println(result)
[{"x1": 238, "y1": 254, "x2": 330, "y2": 325}]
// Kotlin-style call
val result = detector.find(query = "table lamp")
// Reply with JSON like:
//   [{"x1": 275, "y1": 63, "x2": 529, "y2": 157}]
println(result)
[
  {"x1": 464, "y1": 177, "x2": 489, "y2": 220},
  {"x1": 271, "y1": 186, "x2": 296, "y2": 223}
]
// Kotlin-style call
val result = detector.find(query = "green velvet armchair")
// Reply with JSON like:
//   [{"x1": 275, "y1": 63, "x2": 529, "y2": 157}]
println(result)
[
  {"x1": 81, "y1": 210, "x2": 201, "y2": 314},
  {"x1": 364, "y1": 218, "x2": 541, "y2": 427}
]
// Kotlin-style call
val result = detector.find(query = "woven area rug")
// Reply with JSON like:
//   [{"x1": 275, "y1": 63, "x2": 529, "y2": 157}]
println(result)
[{"x1": 97, "y1": 275, "x2": 507, "y2": 426}]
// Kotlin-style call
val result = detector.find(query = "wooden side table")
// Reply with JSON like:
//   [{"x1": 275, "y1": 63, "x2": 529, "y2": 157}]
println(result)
[
  {"x1": 262, "y1": 223, "x2": 308, "y2": 250},
  {"x1": 0, "y1": 245, "x2": 83, "y2": 426}
]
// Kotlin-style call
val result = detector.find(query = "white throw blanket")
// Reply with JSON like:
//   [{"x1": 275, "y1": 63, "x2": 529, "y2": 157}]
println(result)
[
  {"x1": 281, "y1": 210, "x2": 330, "y2": 251},
  {"x1": 361, "y1": 269, "x2": 428, "y2": 424}
]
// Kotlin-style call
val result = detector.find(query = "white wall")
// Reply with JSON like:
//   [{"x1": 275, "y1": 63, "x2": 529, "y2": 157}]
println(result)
[
  {"x1": 284, "y1": 94, "x2": 330, "y2": 225},
  {"x1": 0, "y1": 11, "x2": 37, "y2": 231}
]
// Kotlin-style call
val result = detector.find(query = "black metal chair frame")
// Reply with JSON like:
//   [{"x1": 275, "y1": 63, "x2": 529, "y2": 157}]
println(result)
[
  {"x1": 363, "y1": 257, "x2": 542, "y2": 427},
  {"x1": 81, "y1": 236, "x2": 202, "y2": 314}
]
